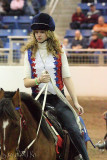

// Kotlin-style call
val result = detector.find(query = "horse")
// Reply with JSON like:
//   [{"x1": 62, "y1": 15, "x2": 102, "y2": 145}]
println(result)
[
  {"x1": 95, "y1": 111, "x2": 107, "y2": 150},
  {"x1": 0, "y1": 88, "x2": 56, "y2": 160}
]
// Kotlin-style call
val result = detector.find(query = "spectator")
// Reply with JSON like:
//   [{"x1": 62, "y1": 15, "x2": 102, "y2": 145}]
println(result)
[
  {"x1": 62, "y1": 38, "x2": 71, "y2": 56},
  {"x1": 0, "y1": 0, "x2": 6, "y2": 15},
  {"x1": 81, "y1": 3, "x2": 100, "y2": 29},
  {"x1": 93, "y1": 16, "x2": 107, "y2": 48},
  {"x1": 71, "y1": 30, "x2": 87, "y2": 49},
  {"x1": 10, "y1": 0, "x2": 24, "y2": 15},
  {"x1": 0, "y1": 38, "x2": 3, "y2": 48},
  {"x1": 70, "y1": 7, "x2": 86, "y2": 29},
  {"x1": 24, "y1": 0, "x2": 40, "y2": 16},
  {"x1": 3, "y1": 0, "x2": 10, "y2": 13},
  {"x1": 89, "y1": 32, "x2": 104, "y2": 49},
  {"x1": 0, "y1": 0, "x2": 10, "y2": 15}
]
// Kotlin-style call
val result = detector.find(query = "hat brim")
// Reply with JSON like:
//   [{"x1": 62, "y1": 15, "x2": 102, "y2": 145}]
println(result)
[{"x1": 31, "y1": 23, "x2": 50, "y2": 31}]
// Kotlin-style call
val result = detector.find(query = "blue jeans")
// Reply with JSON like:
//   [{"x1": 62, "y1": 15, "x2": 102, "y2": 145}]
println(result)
[{"x1": 38, "y1": 94, "x2": 89, "y2": 160}]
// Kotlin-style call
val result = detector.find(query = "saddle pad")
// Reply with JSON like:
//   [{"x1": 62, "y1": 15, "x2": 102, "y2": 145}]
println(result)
[{"x1": 45, "y1": 110, "x2": 64, "y2": 138}]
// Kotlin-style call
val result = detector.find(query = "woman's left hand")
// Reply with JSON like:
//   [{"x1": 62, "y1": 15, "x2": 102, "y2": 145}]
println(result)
[{"x1": 74, "y1": 103, "x2": 84, "y2": 115}]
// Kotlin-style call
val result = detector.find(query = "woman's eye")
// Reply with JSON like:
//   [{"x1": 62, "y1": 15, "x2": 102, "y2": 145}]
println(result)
[{"x1": 41, "y1": 31, "x2": 45, "y2": 33}]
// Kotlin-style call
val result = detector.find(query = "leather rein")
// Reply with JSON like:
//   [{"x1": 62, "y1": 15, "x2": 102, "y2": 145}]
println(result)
[{"x1": 15, "y1": 83, "x2": 48, "y2": 156}]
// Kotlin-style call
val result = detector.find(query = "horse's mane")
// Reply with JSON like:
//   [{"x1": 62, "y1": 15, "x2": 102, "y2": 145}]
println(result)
[
  {"x1": 4, "y1": 91, "x2": 42, "y2": 122},
  {"x1": 21, "y1": 92, "x2": 42, "y2": 123},
  {"x1": 4, "y1": 91, "x2": 53, "y2": 140},
  {"x1": 0, "y1": 98, "x2": 18, "y2": 120}
]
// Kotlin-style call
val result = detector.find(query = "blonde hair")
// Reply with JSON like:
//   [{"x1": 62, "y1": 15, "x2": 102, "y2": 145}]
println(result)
[{"x1": 22, "y1": 30, "x2": 63, "y2": 57}]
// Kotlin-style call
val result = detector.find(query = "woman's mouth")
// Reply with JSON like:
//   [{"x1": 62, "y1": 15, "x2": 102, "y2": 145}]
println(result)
[{"x1": 38, "y1": 38, "x2": 42, "y2": 40}]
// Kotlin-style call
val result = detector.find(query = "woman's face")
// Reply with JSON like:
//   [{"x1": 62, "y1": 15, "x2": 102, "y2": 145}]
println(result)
[
  {"x1": 76, "y1": 7, "x2": 81, "y2": 14},
  {"x1": 34, "y1": 30, "x2": 47, "y2": 43},
  {"x1": 92, "y1": 35, "x2": 98, "y2": 40}
]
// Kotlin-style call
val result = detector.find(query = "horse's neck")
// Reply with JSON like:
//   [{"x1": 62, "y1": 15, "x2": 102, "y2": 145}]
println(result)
[
  {"x1": 19, "y1": 103, "x2": 38, "y2": 149},
  {"x1": 19, "y1": 103, "x2": 56, "y2": 160},
  {"x1": 23, "y1": 101, "x2": 38, "y2": 127}
]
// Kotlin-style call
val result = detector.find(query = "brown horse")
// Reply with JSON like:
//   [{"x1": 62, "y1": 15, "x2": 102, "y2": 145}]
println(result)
[{"x1": 0, "y1": 89, "x2": 56, "y2": 160}]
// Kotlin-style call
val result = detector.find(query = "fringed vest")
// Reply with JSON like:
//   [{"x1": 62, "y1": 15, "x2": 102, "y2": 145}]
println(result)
[{"x1": 28, "y1": 49, "x2": 64, "y2": 95}]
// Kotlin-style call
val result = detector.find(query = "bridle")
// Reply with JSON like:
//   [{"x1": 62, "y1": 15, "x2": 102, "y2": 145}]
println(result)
[
  {"x1": 15, "y1": 71, "x2": 81, "y2": 157},
  {"x1": 15, "y1": 83, "x2": 48, "y2": 157}
]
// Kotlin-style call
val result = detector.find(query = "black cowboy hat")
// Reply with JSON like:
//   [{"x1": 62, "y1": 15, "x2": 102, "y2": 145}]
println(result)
[{"x1": 31, "y1": 13, "x2": 55, "y2": 31}]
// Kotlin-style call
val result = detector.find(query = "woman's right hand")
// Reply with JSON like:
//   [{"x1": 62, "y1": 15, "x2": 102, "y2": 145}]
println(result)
[{"x1": 39, "y1": 72, "x2": 51, "y2": 83}]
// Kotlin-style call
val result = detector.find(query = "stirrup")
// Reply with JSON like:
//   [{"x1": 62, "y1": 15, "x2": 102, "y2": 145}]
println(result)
[{"x1": 95, "y1": 141, "x2": 106, "y2": 150}]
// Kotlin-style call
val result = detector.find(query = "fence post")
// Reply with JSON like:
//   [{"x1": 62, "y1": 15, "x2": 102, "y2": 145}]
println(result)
[
  {"x1": 8, "y1": 38, "x2": 13, "y2": 65},
  {"x1": 99, "y1": 52, "x2": 104, "y2": 66}
]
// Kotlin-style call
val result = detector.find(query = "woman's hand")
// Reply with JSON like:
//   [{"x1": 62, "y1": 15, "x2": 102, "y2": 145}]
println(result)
[
  {"x1": 39, "y1": 72, "x2": 51, "y2": 83},
  {"x1": 74, "y1": 103, "x2": 84, "y2": 115}
]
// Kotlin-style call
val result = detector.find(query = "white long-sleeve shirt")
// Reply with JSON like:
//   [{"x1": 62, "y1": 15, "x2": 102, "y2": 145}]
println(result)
[{"x1": 24, "y1": 41, "x2": 71, "y2": 79}]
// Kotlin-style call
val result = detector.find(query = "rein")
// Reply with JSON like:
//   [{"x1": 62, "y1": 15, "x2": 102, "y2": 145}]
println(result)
[
  {"x1": 15, "y1": 72, "x2": 81, "y2": 156},
  {"x1": 15, "y1": 83, "x2": 48, "y2": 156},
  {"x1": 15, "y1": 106, "x2": 26, "y2": 155}
]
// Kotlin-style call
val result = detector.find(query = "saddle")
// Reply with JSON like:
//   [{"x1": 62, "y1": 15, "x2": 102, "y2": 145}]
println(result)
[{"x1": 45, "y1": 104, "x2": 82, "y2": 160}]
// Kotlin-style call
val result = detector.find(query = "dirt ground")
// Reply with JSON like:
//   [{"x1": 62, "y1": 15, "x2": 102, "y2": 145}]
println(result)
[{"x1": 68, "y1": 96, "x2": 107, "y2": 160}]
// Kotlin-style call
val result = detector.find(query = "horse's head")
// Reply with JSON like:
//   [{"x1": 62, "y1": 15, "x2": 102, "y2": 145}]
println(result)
[{"x1": 0, "y1": 88, "x2": 21, "y2": 160}]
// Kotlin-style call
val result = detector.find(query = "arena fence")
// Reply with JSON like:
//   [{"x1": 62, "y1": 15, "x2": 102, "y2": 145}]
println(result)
[
  {"x1": 8, "y1": 36, "x2": 30, "y2": 65},
  {"x1": 65, "y1": 49, "x2": 107, "y2": 66},
  {"x1": 0, "y1": 36, "x2": 107, "y2": 66},
  {"x1": 0, "y1": 48, "x2": 10, "y2": 65}
]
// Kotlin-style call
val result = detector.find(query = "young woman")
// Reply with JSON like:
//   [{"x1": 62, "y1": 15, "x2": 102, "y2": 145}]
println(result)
[{"x1": 23, "y1": 13, "x2": 89, "y2": 160}]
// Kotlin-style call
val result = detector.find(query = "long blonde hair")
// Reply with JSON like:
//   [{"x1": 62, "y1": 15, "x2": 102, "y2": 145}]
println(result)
[{"x1": 22, "y1": 30, "x2": 63, "y2": 57}]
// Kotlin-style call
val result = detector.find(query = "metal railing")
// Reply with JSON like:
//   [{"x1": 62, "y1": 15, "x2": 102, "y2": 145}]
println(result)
[
  {"x1": 65, "y1": 49, "x2": 107, "y2": 66},
  {"x1": 0, "y1": 36, "x2": 107, "y2": 66},
  {"x1": 49, "y1": 0, "x2": 59, "y2": 15},
  {"x1": 8, "y1": 35, "x2": 30, "y2": 65},
  {"x1": 0, "y1": 48, "x2": 10, "y2": 65}
]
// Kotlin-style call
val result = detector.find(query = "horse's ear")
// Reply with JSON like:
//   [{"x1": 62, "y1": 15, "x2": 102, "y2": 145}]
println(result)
[
  {"x1": 0, "y1": 88, "x2": 4, "y2": 99},
  {"x1": 12, "y1": 89, "x2": 21, "y2": 107}
]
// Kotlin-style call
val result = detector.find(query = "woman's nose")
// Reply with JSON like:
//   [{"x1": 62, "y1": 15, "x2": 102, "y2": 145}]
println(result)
[{"x1": 38, "y1": 33, "x2": 41, "y2": 37}]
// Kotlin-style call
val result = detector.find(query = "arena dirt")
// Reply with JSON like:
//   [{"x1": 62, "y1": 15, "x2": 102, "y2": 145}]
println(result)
[{"x1": 68, "y1": 96, "x2": 107, "y2": 160}]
